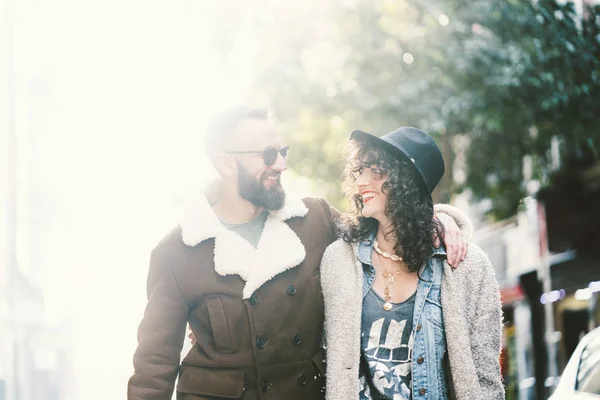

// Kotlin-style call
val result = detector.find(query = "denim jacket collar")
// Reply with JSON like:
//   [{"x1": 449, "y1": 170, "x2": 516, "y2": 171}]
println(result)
[
  {"x1": 356, "y1": 231, "x2": 377, "y2": 266},
  {"x1": 432, "y1": 243, "x2": 447, "y2": 258},
  {"x1": 358, "y1": 229, "x2": 447, "y2": 301}
]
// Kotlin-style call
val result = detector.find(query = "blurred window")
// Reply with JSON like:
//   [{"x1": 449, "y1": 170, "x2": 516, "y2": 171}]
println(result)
[{"x1": 576, "y1": 333, "x2": 600, "y2": 395}]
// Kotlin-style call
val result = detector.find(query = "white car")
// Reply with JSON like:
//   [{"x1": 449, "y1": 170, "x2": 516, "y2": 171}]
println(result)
[{"x1": 549, "y1": 326, "x2": 600, "y2": 399}]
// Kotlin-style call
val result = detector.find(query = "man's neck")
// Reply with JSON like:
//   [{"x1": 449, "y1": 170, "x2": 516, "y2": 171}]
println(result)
[{"x1": 212, "y1": 185, "x2": 265, "y2": 225}]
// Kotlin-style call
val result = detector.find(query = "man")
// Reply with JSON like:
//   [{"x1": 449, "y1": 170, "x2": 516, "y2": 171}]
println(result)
[{"x1": 127, "y1": 106, "x2": 469, "y2": 400}]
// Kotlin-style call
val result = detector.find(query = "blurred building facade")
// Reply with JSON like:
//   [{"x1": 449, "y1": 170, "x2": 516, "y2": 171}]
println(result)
[
  {"x1": 1, "y1": 0, "x2": 73, "y2": 398},
  {"x1": 466, "y1": 199, "x2": 541, "y2": 400},
  {"x1": 457, "y1": 157, "x2": 600, "y2": 400},
  {"x1": 1, "y1": 0, "x2": 18, "y2": 397}
]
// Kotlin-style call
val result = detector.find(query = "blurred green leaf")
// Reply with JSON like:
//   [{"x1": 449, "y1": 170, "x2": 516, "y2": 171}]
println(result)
[{"x1": 205, "y1": 0, "x2": 600, "y2": 218}]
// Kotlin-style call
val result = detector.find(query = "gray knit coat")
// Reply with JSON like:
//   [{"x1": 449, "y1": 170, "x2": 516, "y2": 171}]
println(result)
[{"x1": 321, "y1": 205, "x2": 505, "y2": 400}]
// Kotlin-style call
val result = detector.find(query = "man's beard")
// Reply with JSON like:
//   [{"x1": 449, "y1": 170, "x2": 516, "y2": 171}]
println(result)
[{"x1": 237, "y1": 161, "x2": 286, "y2": 211}]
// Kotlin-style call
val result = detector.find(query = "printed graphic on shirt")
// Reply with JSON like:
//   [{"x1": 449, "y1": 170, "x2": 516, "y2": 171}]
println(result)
[{"x1": 359, "y1": 289, "x2": 415, "y2": 400}]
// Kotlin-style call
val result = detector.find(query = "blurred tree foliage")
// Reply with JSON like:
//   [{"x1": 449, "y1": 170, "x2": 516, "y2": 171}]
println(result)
[{"x1": 205, "y1": 0, "x2": 600, "y2": 219}]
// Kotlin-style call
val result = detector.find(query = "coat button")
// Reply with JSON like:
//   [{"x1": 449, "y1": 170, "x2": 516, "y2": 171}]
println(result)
[
  {"x1": 416, "y1": 324, "x2": 422, "y2": 332},
  {"x1": 419, "y1": 388, "x2": 427, "y2": 395},
  {"x1": 297, "y1": 373, "x2": 307, "y2": 386},
  {"x1": 287, "y1": 285, "x2": 297, "y2": 295},
  {"x1": 417, "y1": 356, "x2": 424, "y2": 364},
  {"x1": 260, "y1": 380, "x2": 271, "y2": 392},
  {"x1": 249, "y1": 295, "x2": 258, "y2": 305},
  {"x1": 256, "y1": 335, "x2": 268, "y2": 349},
  {"x1": 292, "y1": 334, "x2": 302, "y2": 345}
]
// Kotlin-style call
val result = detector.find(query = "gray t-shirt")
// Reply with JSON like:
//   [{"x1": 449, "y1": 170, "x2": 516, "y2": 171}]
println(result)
[
  {"x1": 220, "y1": 211, "x2": 268, "y2": 248},
  {"x1": 359, "y1": 285, "x2": 416, "y2": 400}
]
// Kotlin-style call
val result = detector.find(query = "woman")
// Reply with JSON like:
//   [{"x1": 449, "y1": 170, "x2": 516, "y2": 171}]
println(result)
[{"x1": 321, "y1": 127, "x2": 504, "y2": 400}]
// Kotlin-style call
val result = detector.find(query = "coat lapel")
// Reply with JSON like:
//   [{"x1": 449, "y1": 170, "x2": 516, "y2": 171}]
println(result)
[
  {"x1": 243, "y1": 216, "x2": 306, "y2": 298},
  {"x1": 180, "y1": 188, "x2": 309, "y2": 298}
]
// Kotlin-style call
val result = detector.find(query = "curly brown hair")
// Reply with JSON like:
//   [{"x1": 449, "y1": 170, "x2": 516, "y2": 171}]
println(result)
[{"x1": 339, "y1": 139, "x2": 444, "y2": 273}]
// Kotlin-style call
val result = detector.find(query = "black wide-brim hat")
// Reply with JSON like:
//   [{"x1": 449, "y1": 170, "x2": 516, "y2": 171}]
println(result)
[{"x1": 350, "y1": 126, "x2": 445, "y2": 195}]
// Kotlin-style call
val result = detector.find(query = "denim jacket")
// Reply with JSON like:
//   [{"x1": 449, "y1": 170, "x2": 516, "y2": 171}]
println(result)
[{"x1": 357, "y1": 231, "x2": 449, "y2": 399}]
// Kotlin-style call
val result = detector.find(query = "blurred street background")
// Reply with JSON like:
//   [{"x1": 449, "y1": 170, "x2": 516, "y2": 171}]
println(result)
[{"x1": 1, "y1": 0, "x2": 600, "y2": 399}]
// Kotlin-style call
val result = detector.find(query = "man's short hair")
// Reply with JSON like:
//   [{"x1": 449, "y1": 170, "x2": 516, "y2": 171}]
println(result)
[{"x1": 204, "y1": 106, "x2": 270, "y2": 164}]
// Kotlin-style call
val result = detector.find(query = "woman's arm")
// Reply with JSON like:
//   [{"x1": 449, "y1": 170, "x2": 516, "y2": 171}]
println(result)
[{"x1": 434, "y1": 204, "x2": 473, "y2": 267}]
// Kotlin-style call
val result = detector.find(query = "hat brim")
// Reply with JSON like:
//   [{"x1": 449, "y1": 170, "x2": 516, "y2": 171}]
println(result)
[
  {"x1": 350, "y1": 129, "x2": 414, "y2": 166},
  {"x1": 350, "y1": 129, "x2": 430, "y2": 195}
]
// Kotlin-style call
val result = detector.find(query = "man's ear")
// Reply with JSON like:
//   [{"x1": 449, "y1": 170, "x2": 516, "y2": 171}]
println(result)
[{"x1": 218, "y1": 153, "x2": 237, "y2": 177}]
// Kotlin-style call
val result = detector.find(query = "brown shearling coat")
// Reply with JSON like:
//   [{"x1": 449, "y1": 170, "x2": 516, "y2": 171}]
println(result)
[{"x1": 127, "y1": 192, "x2": 338, "y2": 400}]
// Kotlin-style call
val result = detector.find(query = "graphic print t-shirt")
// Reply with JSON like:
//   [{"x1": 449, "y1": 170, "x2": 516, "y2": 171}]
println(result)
[{"x1": 359, "y1": 287, "x2": 416, "y2": 400}]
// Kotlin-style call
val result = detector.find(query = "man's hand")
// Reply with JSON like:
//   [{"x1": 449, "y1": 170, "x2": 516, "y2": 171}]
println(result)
[
  {"x1": 434, "y1": 212, "x2": 468, "y2": 268},
  {"x1": 188, "y1": 325, "x2": 197, "y2": 345}
]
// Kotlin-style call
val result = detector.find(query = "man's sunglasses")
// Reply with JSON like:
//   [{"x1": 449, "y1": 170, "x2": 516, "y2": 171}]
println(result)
[{"x1": 224, "y1": 145, "x2": 289, "y2": 166}]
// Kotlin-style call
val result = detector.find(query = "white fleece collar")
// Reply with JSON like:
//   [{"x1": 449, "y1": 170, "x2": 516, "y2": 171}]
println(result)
[{"x1": 180, "y1": 189, "x2": 308, "y2": 298}]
